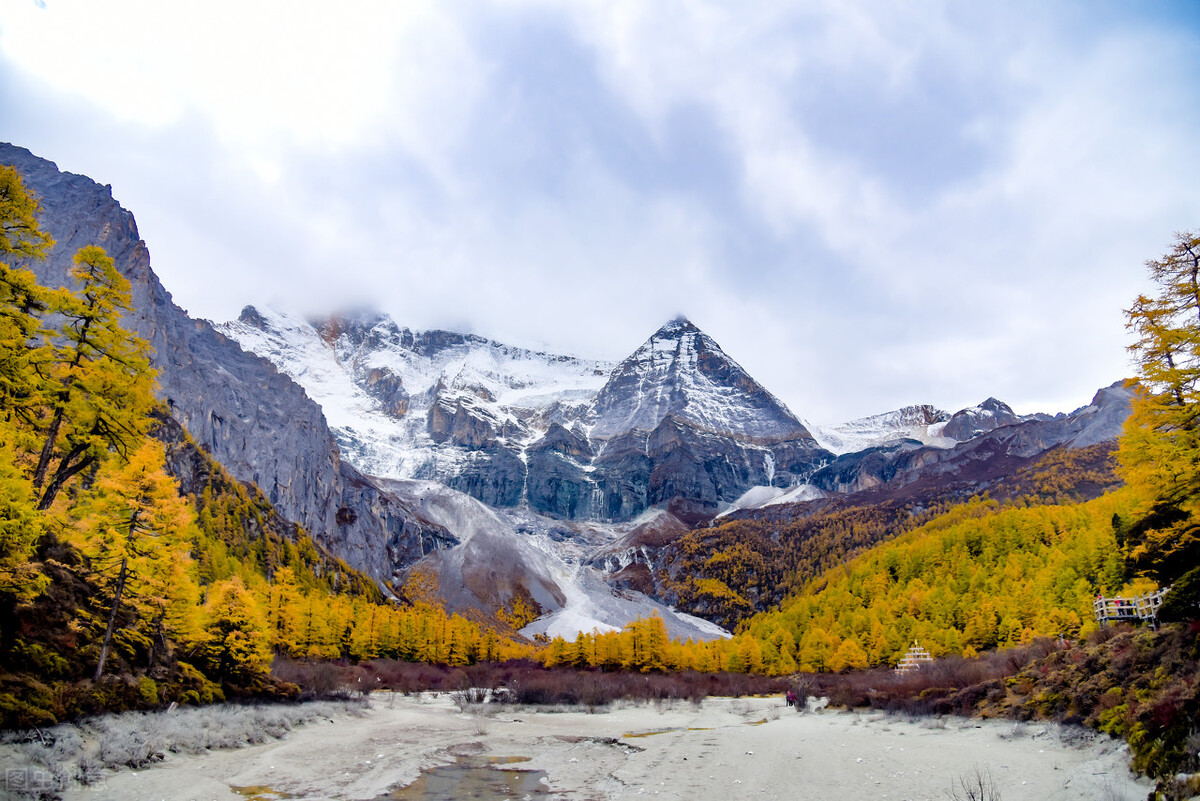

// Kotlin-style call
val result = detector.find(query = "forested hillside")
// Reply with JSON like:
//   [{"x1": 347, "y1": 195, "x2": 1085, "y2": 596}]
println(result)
[
  {"x1": 0, "y1": 166, "x2": 530, "y2": 728},
  {"x1": 661, "y1": 441, "x2": 1122, "y2": 630},
  {"x1": 738, "y1": 492, "x2": 1132, "y2": 671}
]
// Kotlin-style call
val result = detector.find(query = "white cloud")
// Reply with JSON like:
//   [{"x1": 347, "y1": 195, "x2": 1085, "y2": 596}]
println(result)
[
  {"x1": 3, "y1": 0, "x2": 1199, "y2": 422},
  {"x1": 0, "y1": 1, "x2": 488, "y2": 171}
]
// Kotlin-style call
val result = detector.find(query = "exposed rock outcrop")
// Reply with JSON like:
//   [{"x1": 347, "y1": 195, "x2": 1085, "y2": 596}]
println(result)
[
  {"x1": 427, "y1": 392, "x2": 504, "y2": 449},
  {"x1": 943, "y1": 397, "x2": 1034, "y2": 441},
  {"x1": 526, "y1": 424, "x2": 599, "y2": 519},
  {"x1": 1, "y1": 143, "x2": 450, "y2": 586},
  {"x1": 810, "y1": 382, "x2": 1134, "y2": 497}
]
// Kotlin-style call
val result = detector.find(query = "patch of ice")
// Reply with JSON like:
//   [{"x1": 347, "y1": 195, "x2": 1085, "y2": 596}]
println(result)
[
  {"x1": 811, "y1": 404, "x2": 954, "y2": 455},
  {"x1": 520, "y1": 564, "x2": 731, "y2": 643},
  {"x1": 717, "y1": 484, "x2": 827, "y2": 517}
]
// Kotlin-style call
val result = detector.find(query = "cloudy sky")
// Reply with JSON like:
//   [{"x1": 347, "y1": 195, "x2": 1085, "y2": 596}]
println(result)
[{"x1": 2, "y1": 1, "x2": 1199, "y2": 423}]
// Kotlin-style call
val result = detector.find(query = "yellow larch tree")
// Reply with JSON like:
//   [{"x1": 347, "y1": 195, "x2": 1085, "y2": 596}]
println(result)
[
  {"x1": 32, "y1": 246, "x2": 155, "y2": 511},
  {"x1": 1119, "y1": 232, "x2": 1200, "y2": 617},
  {"x1": 67, "y1": 439, "x2": 197, "y2": 679}
]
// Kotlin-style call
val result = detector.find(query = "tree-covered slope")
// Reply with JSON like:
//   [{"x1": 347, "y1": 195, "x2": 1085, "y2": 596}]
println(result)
[
  {"x1": 737, "y1": 490, "x2": 1134, "y2": 672},
  {"x1": 660, "y1": 441, "x2": 1122, "y2": 630},
  {"x1": 0, "y1": 165, "x2": 531, "y2": 728}
]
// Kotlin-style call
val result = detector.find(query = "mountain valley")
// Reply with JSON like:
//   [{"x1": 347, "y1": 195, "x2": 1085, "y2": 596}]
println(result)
[
  {"x1": 1, "y1": 142, "x2": 1136, "y2": 643},
  {"x1": 215, "y1": 287, "x2": 1134, "y2": 640}
]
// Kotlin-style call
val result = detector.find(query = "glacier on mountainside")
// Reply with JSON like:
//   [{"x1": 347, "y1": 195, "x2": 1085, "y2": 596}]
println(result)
[
  {"x1": 716, "y1": 483, "x2": 829, "y2": 517},
  {"x1": 217, "y1": 306, "x2": 613, "y2": 481},
  {"x1": 810, "y1": 404, "x2": 956, "y2": 455}
]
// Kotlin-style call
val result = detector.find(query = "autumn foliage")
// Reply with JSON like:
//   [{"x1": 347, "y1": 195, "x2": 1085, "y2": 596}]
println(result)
[
  {"x1": 660, "y1": 443, "x2": 1121, "y2": 631},
  {"x1": 0, "y1": 166, "x2": 532, "y2": 727},
  {"x1": 739, "y1": 493, "x2": 1132, "y2": 671},
  {"x1": 3, "y1": 156, "x2": 1199, "y2": 801}
]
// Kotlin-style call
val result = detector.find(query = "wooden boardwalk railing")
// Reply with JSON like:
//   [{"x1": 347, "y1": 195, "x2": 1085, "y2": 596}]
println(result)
[{"x1": 1093, "y1": 587, "x2": 1170, "y2": 625}]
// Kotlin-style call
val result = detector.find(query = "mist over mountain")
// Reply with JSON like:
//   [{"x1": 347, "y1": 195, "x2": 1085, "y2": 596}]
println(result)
[
  {"x1": 220, "y1": 308, "x2": 833, "y2": 524},
  {"x1": 0, "y1": 143, "x2": 454, "y2": 591}
]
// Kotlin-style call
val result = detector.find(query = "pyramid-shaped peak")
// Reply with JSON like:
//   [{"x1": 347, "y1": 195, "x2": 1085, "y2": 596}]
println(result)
[
  {"x1": 588, "y1": 318, "x2": 814, "y2": 442},
  {"x1": 648, "y1": 315, "x2": 703, "y2": 339},
  {"x1": 635, "y1": 316, "x2": 723, "y2": 361}
]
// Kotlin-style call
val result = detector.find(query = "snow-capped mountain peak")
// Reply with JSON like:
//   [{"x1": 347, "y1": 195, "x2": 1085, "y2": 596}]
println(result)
[
  {"x1": 940, "y1": 397, "x2": 1049, "y2": 441},
  {"x1": 221, "y1": 310, "x2": 831, "y2": 522},
  {"x1": 587, "y1": 317, "x2": 815, "y2": 442},
  {"x1": 218, "y1": 306, "x2": 614, "y2": 480}
]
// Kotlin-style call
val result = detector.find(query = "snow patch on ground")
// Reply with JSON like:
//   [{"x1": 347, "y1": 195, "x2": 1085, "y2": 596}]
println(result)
[
  {"x1": 765, "y1": 484, "x2": 828, "y2": 507},
  {"x1": 519, "y1": 563, "x2": 731, "y2": 643},
  {"x1": 717, "y1": 484, "x2": 828, "y2": 517},
  {"x1": 512, "y1": 510, "x2": 730, "y2": 643},
  {"x1": 811, "y1": 405, "x2": 956, "y2": 455}
]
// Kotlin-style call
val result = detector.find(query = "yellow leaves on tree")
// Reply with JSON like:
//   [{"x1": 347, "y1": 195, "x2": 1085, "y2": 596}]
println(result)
[
  {"x1": 0, "y1": 440, "x2": 46, "y2": 605},
  {"x1": 67, "y1": 439, "x2": 196, "y2": 678},
  {"x1": 496, "y1": 590, "x2": 541, "y2": 630},
  {"x1": 1119, "y1": 232, "x2": 1200, "y2": 593},
  {"x1": 0, "y1": 165, "x2": 53, "y2": 260},
  {"x1": 33, "y1": 246, "x2": 155, "y2": 511},
  {"x1": 200, "y1": 576, "x2": 272, "y2": 686},
  {"x1": 0, "y1": 166, "x2": 54, "y2": 623},
  {"x1": 400, "y1": 564, "x2": 441, "y2": 608}
]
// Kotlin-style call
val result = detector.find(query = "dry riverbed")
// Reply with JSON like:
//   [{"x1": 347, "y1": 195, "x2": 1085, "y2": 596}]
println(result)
[{"x1": 33, "y1": 693, "x2": 1151, "y2": 801}]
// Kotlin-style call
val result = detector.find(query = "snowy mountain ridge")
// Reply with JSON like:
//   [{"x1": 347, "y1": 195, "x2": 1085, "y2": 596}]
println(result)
[
  {"x1": 221, "y1": 308, "x2": 833, "y2": 522},
  {"x1": 218, "y1": 305, "x2": 1127, "y2": 528},
  {"x1": 811, "y1": 403, "x2": 956, "y2": 455},
  {"x1": 218, "y1": 306, "x2": 613, "y2": 480}
]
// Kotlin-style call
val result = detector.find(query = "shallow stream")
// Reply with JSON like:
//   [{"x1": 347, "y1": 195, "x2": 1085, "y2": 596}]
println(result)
[{"x1": 377, "y1": 755, "x2": 550, "y2": 800}]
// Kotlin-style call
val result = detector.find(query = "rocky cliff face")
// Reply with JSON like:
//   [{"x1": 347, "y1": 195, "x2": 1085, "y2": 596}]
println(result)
[
  {"x1": 1, "y1": 143, "x2": 447, "y2": 587},
  {"x1": 221, "y1": 309, "x2": 833, "y2": 522},
  {"x1": 941, "y1": 397, "x2": 1041, "y2": 441}
]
